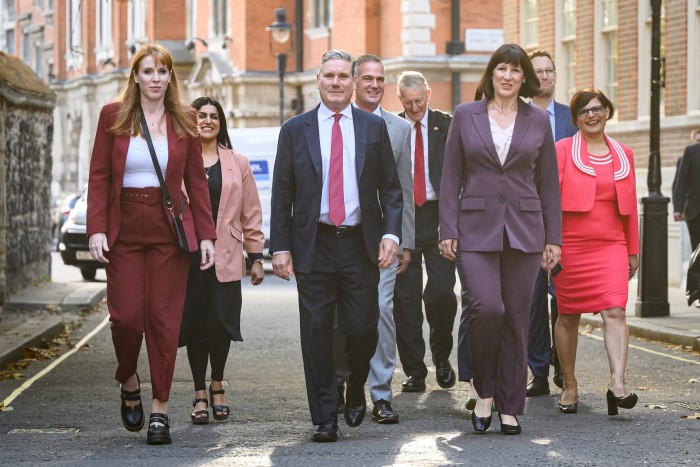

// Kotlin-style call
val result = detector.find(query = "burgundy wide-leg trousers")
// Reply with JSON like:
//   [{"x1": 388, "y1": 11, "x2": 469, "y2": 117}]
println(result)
[{"x1": 106, "y1": 187, "x2": 190, "y2": 401}]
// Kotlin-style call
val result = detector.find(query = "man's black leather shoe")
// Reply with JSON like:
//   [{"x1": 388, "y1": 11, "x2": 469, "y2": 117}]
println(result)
[
  {"x1": 526, "y1": 375, "x2": 550, "y2": 397},
  {"x1": 372, "y1": 400, "x2": 399, "y2": 424},
  {"x1": 312, "y1": 419, "x2": 338, "y2": 442},
  {"x1": 401, "y1": 376, "x2": 426, "y2": 393},
  {"x1": 344, "y1": 385, "x2": 367, "y2": 427},
  {"x1": 435, "y1": 361, "x2": 456, "y2": 388},
  {"x1": 337, "y1": 384, "x2": 345, "y2": 414}
]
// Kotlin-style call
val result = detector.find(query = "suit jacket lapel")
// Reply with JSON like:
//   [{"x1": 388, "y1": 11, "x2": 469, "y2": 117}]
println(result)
[
  {"x1": 218, "y1": 147, "x2": 235, "y2": 224},
  {"x1": 113, "y1": 134, "x2": 130, "y2": 186},
  {"x1": 353, "y1": 106, "x2": 367, "y2": 181},
  {"x1": 472, "y1": 100, "x2": 501, "y2": 167},
  {"x1": 304, "y1": 106, "x2": 323, "y2": 188},
  {"x1": 504, "y1": 100, "x2": 531, "y2": 166},
  {"x1": 554, "y1": 102, "x2": 566, "y2": 141}
]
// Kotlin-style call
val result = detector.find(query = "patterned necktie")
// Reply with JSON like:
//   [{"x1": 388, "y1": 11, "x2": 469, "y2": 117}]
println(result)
[
  {"x1": 414, "y1": 121, "x2": 427, "y2": 207},
  {"x1": 329, "y1": 113, "x2": 345, "y2": 226}
]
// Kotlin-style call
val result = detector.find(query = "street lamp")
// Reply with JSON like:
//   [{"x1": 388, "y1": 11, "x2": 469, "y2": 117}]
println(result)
[
  {"x1": 635, "y1": 0, "x2": 670, "y2": 317},
  {"x1": 267, "y1": 7, "x2": 292, "y2": 125}
]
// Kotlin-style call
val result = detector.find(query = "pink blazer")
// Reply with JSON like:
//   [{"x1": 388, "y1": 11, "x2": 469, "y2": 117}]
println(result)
[
  {"x1": 87, "y1": 102, "x2": 216, "y2": 251},
  {"x1": 213, "y1": 147, "x2": 265, "y2": 282},
  {"x1": 555, "y1": 133, "x2": 639, "y2": 255}
]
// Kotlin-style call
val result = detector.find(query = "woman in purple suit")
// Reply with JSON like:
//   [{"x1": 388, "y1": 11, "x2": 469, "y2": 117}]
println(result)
[{"x1": 439, "y1": 43, "x2": 562, "y2": 435}]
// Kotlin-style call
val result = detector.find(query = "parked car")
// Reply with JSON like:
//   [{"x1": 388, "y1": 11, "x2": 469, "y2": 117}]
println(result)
[
  {"x1": 51, "y1": 193, "x2": 81, "y2": 251},
  {"x1": 59, "y1": 190, "x2": 104, "y2": 280}
]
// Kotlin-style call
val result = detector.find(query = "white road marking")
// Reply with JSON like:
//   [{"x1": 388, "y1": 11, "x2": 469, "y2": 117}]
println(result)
[
  {"x1": 1, "y1": 314, "x2": 110, "y2": 409},
  {"x1": 585, "y1": 333, "x2": 700, "y2": 365}
]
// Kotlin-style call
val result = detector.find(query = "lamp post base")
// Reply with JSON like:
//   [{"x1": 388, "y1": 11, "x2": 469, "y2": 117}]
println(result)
[{"x1": 635, "y1": 194, "x2": 670, "y2": 317}]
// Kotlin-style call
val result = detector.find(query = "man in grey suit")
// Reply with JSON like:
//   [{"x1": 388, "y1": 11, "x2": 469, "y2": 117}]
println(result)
[
  {"x1": 271, "y1": 50, "x2": 402, "y2": 442},
  {"x1": 525, "y1": 50, "x2": 579, "y2": 397},
  {"x1": 333, "y1": 54, "x2": 414, "y2": 424}
]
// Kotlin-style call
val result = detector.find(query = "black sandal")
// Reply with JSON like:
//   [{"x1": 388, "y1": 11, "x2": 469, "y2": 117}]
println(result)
[
  {"x1": 209, "y1": 385, "x2": 230, "y2": 421},
  {"x1": 191, "y1": 398, "x2": 210, "y2": 425},
  {"x1": 146, "y1": 413, "x2": 171, "y2": 445},
  {"x1": 120, "y1": 374, "x2": 144, "y2": 432}
]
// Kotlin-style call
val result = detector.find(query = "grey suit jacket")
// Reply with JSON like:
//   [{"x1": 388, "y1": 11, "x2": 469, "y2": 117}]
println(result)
[
  {"x1": 380, "y1": 107, "x2": 415, "y2": 251},
  {"x1": 439, "y1": 98, "x2": 562, "y2": 253}
]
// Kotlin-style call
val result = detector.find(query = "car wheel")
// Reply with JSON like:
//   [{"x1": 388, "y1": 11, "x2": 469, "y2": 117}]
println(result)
[{"x1": 80, "y1": 267, "x2": 97, "y2": 281}]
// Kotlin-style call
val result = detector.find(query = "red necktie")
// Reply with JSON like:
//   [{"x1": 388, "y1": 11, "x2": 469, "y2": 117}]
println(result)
[
  {"x1": 329, "y1": 114, "x2": 345, "y2": 226},
  {"x1": 414, "y1": 121, "x2": 427, "y2": 207}
]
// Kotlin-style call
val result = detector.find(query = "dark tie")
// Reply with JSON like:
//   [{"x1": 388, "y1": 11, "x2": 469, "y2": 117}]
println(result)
[
  {"x1": 329, "y1": 114, "x2": 345, "y2": 226},
  {"x1": 414, "y1": 121, "x2": 426, "y2": 207}
]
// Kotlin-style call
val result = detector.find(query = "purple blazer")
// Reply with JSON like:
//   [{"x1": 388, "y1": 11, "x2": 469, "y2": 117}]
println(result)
[{"x1": 439, "y1": 98, "x2": 561, "y2": 253}]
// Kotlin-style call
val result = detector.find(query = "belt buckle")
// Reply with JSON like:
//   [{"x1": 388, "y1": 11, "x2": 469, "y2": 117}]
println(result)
[{"x1": 336, "y1": 226, "x2": 354, "y2": 238}]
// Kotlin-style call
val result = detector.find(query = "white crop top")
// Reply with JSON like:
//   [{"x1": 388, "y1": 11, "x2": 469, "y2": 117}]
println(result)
[{"x1": 122, "y1": 136, "x2": 169, "y2": 188}]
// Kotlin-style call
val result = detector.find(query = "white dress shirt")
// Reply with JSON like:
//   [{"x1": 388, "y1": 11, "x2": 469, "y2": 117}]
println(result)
[{"x1": 405, "y1": 111, "x2": 437, "y2": 201}]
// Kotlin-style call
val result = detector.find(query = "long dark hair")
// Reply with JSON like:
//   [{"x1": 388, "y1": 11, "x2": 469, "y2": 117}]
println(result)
[
  {"x1": 190, "y1": 96, "x2": 233, "y2": 149},
  {"x1": 475, "y1": 43, "x2": 541, "y2": 101}
]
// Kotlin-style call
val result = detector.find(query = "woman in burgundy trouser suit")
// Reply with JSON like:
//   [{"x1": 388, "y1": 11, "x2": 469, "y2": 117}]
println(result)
[{"x1": 87, "y1": 44, "x2": 216, "y2": 445}]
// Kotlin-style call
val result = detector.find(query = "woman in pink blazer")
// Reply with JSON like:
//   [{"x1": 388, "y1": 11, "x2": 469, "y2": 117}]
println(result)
[
  {"x1": 87, "y1": 44, "x2": 217, "y2": 445},
  {"x1": 552, "y1": 89, "x2": 639, "y2": 416},
  {"x1": 179, "y1": 97, "x2": 265, "y2": 425}
]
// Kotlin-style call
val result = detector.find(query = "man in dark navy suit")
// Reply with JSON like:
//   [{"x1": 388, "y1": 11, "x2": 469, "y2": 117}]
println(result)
[
  {"x1": 526, "y1": 50, "x2": 579, "y2": 397},
  {"x1": 270, "y1": 50, "x2": 402, "y2": 442}
]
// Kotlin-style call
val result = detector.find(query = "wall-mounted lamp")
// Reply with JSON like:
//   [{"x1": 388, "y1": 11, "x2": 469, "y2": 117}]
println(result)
[
  {"x1": 222, "y1": 36, "x2": 234, "y2": 49},
  {"x1": 185, "y1": 37, "x2": 209, "y2": 52}
]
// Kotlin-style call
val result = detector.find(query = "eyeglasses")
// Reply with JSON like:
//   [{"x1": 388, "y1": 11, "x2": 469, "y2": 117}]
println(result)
[
  {"x1": 535, "y1": 69, "x2": 556, "y2": 77},
  {"x1": 577, "y1": 105, "x2": 606, "y2": 118}
]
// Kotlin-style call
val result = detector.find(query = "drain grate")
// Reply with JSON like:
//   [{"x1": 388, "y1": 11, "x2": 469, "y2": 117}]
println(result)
[{"x1": 675, "y1": 402, "x2": 700, "y2": 411}]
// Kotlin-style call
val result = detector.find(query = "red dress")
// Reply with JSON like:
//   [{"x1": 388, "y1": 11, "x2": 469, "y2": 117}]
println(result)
[{"x1": 554, "y1": 153, "x2": 630, "y2": 314}]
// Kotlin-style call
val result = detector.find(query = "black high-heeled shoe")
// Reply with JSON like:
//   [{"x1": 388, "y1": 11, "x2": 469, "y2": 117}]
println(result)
[
  {"x1": 191, "y1": 398, "x2": 209, "y2": 425},
  {"x1": 558, "y1": 393, "x2": 578, "y2": 414},
  {"x1": 498, "y1": 413, "x2": 521, "y2": 435},
  {"x1": 120, "y1": 374, "x2": 144, "y2": 432},
  {"x1": 470, "y1": 410, "x2": 492, "y2": 433},
  {"x1": 209, "y1": 385, "x2": 230, "y2": 421},
  {"x1": 146, "y1": 413, "x2": 171, "y2": 445},
  {"x1": 606, "y1": 389, "x2": 638, "y2": 415}
]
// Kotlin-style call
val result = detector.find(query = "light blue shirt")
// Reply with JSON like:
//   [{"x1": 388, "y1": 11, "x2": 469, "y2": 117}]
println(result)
[{"x1": 531, "y1": 99, "x2": 556, "y2": 136}]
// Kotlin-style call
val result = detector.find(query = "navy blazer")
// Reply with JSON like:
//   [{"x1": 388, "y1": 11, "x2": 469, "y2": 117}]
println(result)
[
  {"x1": 673, "y1": 142, "x2": 700, "y2": 221},
  {"x1": 553, "y1": 101, "x2": 578, "y2": 142},
  {"x1": 439, "y1": 98, "x2": 562, "y2": 253},
  {"x1": 398, "y1": 108, "x2": 452, "y2": 197},
  {"x1": 270, "y1": 104, "x2": 403, "y2": 273}
]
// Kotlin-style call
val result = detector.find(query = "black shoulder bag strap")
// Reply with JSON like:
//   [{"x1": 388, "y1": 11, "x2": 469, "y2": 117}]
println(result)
[{"x1": 139, "y1": 110, "x2": 189, "y2": 250}]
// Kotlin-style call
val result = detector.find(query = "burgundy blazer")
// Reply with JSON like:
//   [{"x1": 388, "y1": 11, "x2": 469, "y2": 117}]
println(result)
[
  {"x1": 212, "y1": 147, "x2": 264, "y2": 282},
  {"x1": 86, "y1": 102, "x2": 216, "y2": 251},
  {"x1": 439, "y1": 98, "x2": 562, "y2": 253}
]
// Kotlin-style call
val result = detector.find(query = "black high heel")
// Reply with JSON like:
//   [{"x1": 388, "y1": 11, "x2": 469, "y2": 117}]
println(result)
[
  {"x1": 120, "y1": 373, "x2": 144, "y2": 432},
  {"x1": 498, "y1": 413, "x2": 521, "y2": 435},
  {"x1": 191, "y1": 398, "x2": 209, "y2": 425},
  {"x1": 558, "y1": 390, "x2": 578, "y2": 414},
  {"x1": 606, "y1": 389, "x2": 638, "y2": 415},
  {"x1": 146, "y1": 413, "x2": 171, "y2": 445},
  {"x1": 471, "y1": 411, "x2": 491, "y2": 433},
  {"x1": 209, "y1": 385, "x2": 230, "y2": 421}
]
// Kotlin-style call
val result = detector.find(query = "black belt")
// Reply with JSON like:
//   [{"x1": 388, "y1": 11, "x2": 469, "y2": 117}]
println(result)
[{"x1": 317, "y1": 222, "x2": 362, "y2": 238}]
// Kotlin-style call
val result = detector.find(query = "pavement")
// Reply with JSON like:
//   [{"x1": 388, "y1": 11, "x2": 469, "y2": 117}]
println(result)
[{"x1": 0, "y1": 276, "x2": 697, "y2": 372}]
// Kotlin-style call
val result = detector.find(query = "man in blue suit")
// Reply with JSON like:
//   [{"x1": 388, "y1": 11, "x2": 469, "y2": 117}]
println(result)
[
  {"x1": 270, "y1": 50, "x2": 403, "y2": 442},
  {"x1": 525, "y1": 50, "x2": 578, "y2": 397}
]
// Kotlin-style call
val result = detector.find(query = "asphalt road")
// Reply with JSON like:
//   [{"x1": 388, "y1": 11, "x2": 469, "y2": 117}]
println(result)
[{"x1": 0, "y1": 268, "x2": 699, "y2": 466}]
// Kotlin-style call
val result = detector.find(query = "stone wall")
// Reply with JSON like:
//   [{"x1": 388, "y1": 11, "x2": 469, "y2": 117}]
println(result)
[{"x1": 0, "y1": 52, "x2": 56, "y2": 304}]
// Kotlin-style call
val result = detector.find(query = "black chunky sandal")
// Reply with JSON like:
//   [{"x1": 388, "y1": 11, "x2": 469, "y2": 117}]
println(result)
[
  {"x1": 191, "y1": 398, "x2": 210, "y2": 425},
  {"x1": 209, "y1": 385, "x2": 230, "y2": 421}
]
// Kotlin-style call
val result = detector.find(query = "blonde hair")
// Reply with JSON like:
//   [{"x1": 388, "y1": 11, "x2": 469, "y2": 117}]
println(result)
[{"x1": 110, "y1": 43, "x2": 197, "y2": 139}]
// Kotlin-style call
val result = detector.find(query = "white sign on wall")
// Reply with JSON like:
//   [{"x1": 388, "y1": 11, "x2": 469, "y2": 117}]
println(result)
[{"x1": 465, "y1": 29, "x2": 504, "y2": 52}]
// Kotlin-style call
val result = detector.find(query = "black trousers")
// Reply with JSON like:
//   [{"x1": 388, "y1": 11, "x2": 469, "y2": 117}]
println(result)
[
  {"x1": 527, "y1": 268, "x2": 559, "y2": 378},
  {"x1": 393, "y1": 201, "x2": 457, "y2": 378},
  {"x1": 296, "y1": 225, "x2": 379, "y2": 425},
  {"x1": 687, "y1": 217, "x2": 700, "y2": 251}
]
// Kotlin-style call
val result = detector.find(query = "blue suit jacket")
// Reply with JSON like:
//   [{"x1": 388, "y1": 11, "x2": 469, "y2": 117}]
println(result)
[
  {"x1": 270, "y1": 104, "x2": 403, "y2": 273},
  {"x1": 553, "y1": 101, "x2": 578, "y2": 142}
]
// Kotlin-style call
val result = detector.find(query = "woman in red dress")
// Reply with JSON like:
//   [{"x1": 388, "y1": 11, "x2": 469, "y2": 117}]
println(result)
[{"x1": 552, "y1": 89, "x2": 639, "y2": 415}]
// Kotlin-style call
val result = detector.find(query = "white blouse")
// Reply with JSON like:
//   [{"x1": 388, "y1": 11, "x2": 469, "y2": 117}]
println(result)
[
  {"x1": 489, "y1": 117, "x2": 514, "y2": 166},
  {"x1": 122, "y1": 136, "x2": 169, "y2": 188}
]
